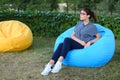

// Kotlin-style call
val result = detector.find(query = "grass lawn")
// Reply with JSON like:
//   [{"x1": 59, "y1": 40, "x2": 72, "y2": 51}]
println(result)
[{"x1": 0, "y1": 37, "x2": 120, "y2": 80}]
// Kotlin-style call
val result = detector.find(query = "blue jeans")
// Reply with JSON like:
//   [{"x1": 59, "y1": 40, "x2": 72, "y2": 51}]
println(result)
[{"x1": 51, "y1": 38, "x2": 84, "y2": 63}]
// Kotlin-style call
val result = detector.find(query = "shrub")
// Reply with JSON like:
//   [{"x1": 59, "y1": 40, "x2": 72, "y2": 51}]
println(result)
[
  {"x1": 98, "y1": 14, "x2": 120, "y2": 39},
  {"x1": 0, "y1": 10, "x2": 119, "y2": 39}
]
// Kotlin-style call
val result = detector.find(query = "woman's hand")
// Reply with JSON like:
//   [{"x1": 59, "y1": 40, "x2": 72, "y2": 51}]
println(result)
[
  {"x1": 84, "y1": 42, "x2": 91, "y2": 48},
  {"x1": 84, "y1": 33, "x2": 100, "y2": 48},
  {"x1": 71, "y1": 32, "x2": 86, "y2": 46},
  {"x1": 80, "y1": 40, "x2": 86, "y2": 46}
]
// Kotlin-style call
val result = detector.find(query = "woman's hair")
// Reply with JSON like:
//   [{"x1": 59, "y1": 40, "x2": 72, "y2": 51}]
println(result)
[{"x1": 81, "y1": 8, "x2": 98, "y2": 22}]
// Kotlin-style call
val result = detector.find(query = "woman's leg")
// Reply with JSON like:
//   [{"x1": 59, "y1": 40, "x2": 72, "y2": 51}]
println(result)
[
  {"x1": 50, "y1": 43, "x2": 63, "y2": 64},
  {"x1": 51, "y1": 38, "x2": 84, "y2": 73},
  {"x1": 41, "y1": 43, "x2": 63, "y2": 75},
  {"x1": 60, "y1": 38, "x2": 84, "y2": 60}
]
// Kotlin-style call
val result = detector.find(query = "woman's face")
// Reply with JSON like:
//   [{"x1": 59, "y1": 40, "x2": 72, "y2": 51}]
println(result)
[{"x1": 80, "y1": 10, "x2": 90, "y2": 21}]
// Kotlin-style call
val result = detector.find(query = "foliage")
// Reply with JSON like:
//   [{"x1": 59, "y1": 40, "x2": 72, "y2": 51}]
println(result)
[
  {"x1": 104, "y1": 0, "x2": 119, "y2": 15},
  {"x1": 0, "y1": 10, "x2": 78, "y2": 37},
  {"x1": 0, "y1": 0, "x2": 120, "y2": 14},
  {"x1": 50, "y1": 0, "x2": 58, "y2": 11},
  {"x1": 0, "y1": 11, "x2": 119, "y2": 39},
  {"x1": 0, "y1": 0, "x2": 53, "y2": 11},
  {"x1": 77, "y1": 0, "x2": 101, "y2": 9},
  {"x1": 97, "y1": 14, "x2": 120, "y2": 39}
]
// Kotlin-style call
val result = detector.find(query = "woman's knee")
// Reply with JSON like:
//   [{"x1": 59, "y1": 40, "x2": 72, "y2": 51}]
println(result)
[
  {"x1": 64, "y1": 38, "x2": 71, "y2": 43},
  {"x1": 59, "y1": 43, "x2": 63, "y2": 47}
]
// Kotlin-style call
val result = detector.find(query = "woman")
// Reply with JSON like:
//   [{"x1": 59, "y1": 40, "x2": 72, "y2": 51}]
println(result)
[{"x1": 41, "y1": 8, "x2": 100, "y2": 75}]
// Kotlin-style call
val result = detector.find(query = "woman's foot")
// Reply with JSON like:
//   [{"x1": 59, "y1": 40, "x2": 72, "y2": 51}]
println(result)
[
  {"x1": 41, "y1": 63, "x2": 52, "y2": 75},
  {"x1": 51, "y1": 61, "x2": 62, "y2": 73}
]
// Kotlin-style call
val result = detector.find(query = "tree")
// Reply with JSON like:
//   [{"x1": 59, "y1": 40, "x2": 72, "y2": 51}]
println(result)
[
  {"x1": 0, "y1": 0, "x2": 31, "y2": 11},
  {"x1": 106, "y1": 0, "x2": 115, "y2": 15},
  {"x1": 58, "y1": 0, "x2": 102, "y2": 13},
  {"x1": 63, "y1": 0, "x2": 80, "y2": 13},
  {"x1": 50, "y1": 0, "x2": 58, "y2": 11},
  {"x1": 27, "y1": 0, "x2": 50, "y2": 11},
  {"x1": 115, "y1": 0, "x2": 120, "y2": 13},
  {"x1": 104, "y1": 0, "x2": 119, "y2": 15},
  {"x1": 78, "y1": 0, "x2": 101, "y2": 10}
]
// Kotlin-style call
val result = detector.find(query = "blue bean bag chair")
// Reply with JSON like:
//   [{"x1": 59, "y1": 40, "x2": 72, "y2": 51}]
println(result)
[{"x1": 54, "y1": 24, "x2": 115, "y2": 67}]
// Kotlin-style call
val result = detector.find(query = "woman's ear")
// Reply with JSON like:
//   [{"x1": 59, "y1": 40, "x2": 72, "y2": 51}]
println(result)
[{"x1": 87, "y1": 15, "x2": 90, "y2": 18}]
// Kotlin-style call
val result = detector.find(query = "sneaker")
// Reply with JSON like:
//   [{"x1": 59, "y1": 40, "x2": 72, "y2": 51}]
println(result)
[
  {"x1": 41, "y1": 63, "x2": 52, "y2": 75},
  {"x1": 51, "y1": 61, "x2": 62, "y2": 73}
]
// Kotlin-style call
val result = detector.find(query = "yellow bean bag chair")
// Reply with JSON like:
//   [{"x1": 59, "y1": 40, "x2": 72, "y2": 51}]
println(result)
[{"x1": 0, "y1": 20, "x2": 33, "y2": 52}]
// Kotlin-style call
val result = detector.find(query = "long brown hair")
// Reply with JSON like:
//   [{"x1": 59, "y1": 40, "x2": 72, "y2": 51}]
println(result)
[{"x1": 81, "y1": 8, "x2": 98, "y2": 22}]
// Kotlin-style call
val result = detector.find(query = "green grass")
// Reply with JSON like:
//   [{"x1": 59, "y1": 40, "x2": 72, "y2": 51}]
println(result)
[{"x1": 0, "y1": 37, "x2": 120, "y2": 80}]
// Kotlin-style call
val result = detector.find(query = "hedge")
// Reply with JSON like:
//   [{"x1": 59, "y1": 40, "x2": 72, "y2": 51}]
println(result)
[{"x1": 0, "y1": 10, "x2": 119, "y2": 39}]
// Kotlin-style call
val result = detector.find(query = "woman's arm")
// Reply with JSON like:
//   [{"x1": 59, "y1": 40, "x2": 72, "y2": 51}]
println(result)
[
  {"x1": 71, "y1": 32, "x2": 86, "y2": 46},
  {"x1": 84, "y1": 33, "x2": 101, "y2": 48},
  {"x1": 89, "y1": 33, "x2": 101, "y2": 44}
]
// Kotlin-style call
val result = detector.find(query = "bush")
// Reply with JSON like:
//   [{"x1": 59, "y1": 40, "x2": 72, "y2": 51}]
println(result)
[
  {"x1": 0, "y1": 11, "x2": 79, "y2": 37},
  {"x1": 0, "y1": 10, "x2": 119, "y2": 39},
  {"x1": 98, "y1": 14, "x2": 120, "y2": 39}
]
